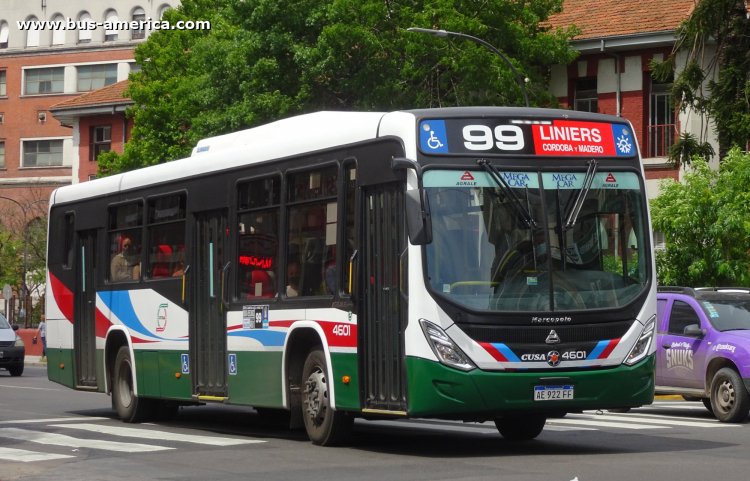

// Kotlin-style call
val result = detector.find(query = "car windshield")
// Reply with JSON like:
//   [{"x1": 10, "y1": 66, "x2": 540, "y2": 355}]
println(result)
[
  {"x1": 0, "y1": 313, "x2": 10, "y2": 329},
  {"x1": 424, "y1": 169, "x2": 649, "y2": 312},
  {"x1": 700, "y1": 299, "x2": 750, "y2": 331}
]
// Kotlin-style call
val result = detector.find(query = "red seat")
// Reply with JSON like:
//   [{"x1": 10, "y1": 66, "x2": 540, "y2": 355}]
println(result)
[
  {"x1": 151, "y1": 244, "x2": 173, "y2": 278},
  {"x1": 250, "y1": 270, "x2": 274, "y2": 298}
]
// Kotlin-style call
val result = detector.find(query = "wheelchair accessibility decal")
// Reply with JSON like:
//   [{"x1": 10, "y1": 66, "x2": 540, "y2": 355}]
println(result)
[
  {"x1": 419, "y1": 120, "x2": 449, "y2": 153},
  {"x1": 228, "y1": 353, "x2": 238, "y2": 376}
]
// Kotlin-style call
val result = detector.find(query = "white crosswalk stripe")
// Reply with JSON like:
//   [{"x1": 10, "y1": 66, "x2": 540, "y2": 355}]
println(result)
[
  {"x1": 51, "y1": 423, "x2": 265, "y2": 446},
  {"x1": 0, "y1": 447, "x2": 75, "y2": 462},
  {"x1": 0, "y1": 427, "x2": 174, "y2": 453}
]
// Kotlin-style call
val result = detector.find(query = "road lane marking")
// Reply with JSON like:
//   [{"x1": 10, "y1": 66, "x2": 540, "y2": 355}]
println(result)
[
  {"x1": 570, "y1": 413, "x2": 732, "y2": 429},
  {"x1": 51, "y1": 423, "x2": 266, "y2": 445},
  {"x1": 0, "y1": 447, "x2": 75, "y2": 462},
  {"x1": 0, "y1": 417, "x2": 109, "y2": 425},
  {"x1": 0, "y1": 384, "x2": 62, "y2": 391},
  {"x1": 546, "y1": 418, "x2": 661, "y2": 430},
  {"x1": 0, "y1": 428, "x2": 174, "y2": 452}
]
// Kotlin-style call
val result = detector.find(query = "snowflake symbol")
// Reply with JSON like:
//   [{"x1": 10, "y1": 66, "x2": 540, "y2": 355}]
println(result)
[{"x1": 616, "y1": 135, "x2": 632, "y2": 154}]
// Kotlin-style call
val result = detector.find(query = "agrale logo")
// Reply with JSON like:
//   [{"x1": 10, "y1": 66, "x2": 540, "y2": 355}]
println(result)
[
  {"x1": 456, "y1": 171, "x2": 477, "y2": 186},
  {"x1": 545, "y1": 330, "x2": 561, "y2": 344}
]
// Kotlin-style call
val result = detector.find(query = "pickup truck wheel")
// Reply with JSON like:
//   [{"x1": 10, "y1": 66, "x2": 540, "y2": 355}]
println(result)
[{"x1": 710, "y1": 368, "x2": 750, "y2": 423}]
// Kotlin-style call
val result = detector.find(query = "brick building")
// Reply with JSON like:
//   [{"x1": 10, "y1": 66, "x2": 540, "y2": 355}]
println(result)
[
  {"x1": 546, "y1": 0, "x2": 716, "y2": 200},
  {"x1": 0, "y1": 1, "x2": 178, "y2": 320},
  {"x1": 49, "y1": 80, "x2": 133, "y2": 182}
]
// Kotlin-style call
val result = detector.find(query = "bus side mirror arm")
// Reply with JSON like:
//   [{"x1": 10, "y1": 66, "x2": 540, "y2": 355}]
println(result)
[{"x1": 392, "y1": 157, "x2": 432, "y2": 245}]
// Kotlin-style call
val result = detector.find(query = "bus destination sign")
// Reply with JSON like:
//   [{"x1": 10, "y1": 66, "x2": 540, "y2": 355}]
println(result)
[{"x1": 418, "y1": 118, "x2": 635, "y2": 158}]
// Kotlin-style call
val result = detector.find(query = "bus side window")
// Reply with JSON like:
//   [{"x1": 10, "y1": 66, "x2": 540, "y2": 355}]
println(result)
[
  {"x1": 237, "y1": 176, "x2": 280, "y2": 299},
  {"x1": 108, "y1": 202, "x2": 143, "y2": 283},
  {"x1": 146, "y1": 193, "x2": 186, "y2": 280}
]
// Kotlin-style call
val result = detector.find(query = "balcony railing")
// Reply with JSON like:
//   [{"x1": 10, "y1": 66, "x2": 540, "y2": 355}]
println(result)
[{"x1": 648, "y1": 123, "x2": 677, "y2": 158}]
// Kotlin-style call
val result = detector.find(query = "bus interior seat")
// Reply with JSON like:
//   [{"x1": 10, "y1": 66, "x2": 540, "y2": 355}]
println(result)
[
  {"x1": 250, "y1": 269, "x2": 275, "y2": 298},
  {"x1": 151, "y1": 244, "x2": 173, "y2": 278}
]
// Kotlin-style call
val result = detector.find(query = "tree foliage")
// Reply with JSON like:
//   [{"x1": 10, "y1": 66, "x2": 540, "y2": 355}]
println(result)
[
  {"x1": 651, "y1": 148, "x2": 750, "y2": 287},
  {"x1": 653, "y1": 0, "x2": 750, "y2": 158},
  {"x1": 98, "y1": 0, "x2": 577, "y2": 174}
]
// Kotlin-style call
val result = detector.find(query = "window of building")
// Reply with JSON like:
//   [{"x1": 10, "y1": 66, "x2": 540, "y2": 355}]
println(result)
[
  {"x1": 146, "y1": 194, "x2": 186, "y2": 279},
  {"x1": 90, "y1": 125, "x2": 112, "y2": 161},
  {"x1": 0, "y1": 70, "x2": 6, "y2": 96},
  {"x1": 0, "y1": 142, "x2": 5, "y2": 169},
  {"x1": 51, "y1": 14, "x2": 66, "y2": 45},
  {"x1": 25, "y1": 67, "x2": 64, "y2": 95},
  {"x1": 131, "y1": 8, "x2": 146, "y2": 40},
  {"x1": 78, "y1": 12, "x2": 92, "y2": 43},
  {"x1": 237, "y1": 176, "x2": 280, "y2": 299},
  {"x1": 22, "y1": 139, "x2": 64, "y2": 167},
  {"x1": 649, "y1": 77, "x2": 676, "y2": 157},
  {"x1": 574, "y1": 77, "x2": 598, "y2": 113},
  {"x1": 25, "y1": 16, "x2": 40, "y2": 47},
  {"x1": 104, "y1": 10, "x2": 119, "y2": 42},
  {"x1": 286, "y1": 166, "x2": 338, "y2": 297},
  {"x1": 0, "y1": 22, "x2": 9, "y2": 49},
  {"x1": 77, "y1": 64, "x2": 118, "y2": 92}
]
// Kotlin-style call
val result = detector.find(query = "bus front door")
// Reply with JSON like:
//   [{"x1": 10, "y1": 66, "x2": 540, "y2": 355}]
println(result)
[
  {"x1": 360, "y1": 183, "x2": 408, "y2": 413},
  {"x1": 74, "y1": 229, "x2": 98, "y2": 388},
  {"x1": 189, "y1": 210, "x2": 229, "y2": 399}
]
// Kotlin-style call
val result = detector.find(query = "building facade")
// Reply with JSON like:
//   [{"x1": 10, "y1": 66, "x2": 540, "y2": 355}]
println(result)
[
  {"x1": 0, "y1": 0, "x2": 178, "y2": 322},
  {"x1": 546, "y1": 0, "x2": 718, "y2": 200}
]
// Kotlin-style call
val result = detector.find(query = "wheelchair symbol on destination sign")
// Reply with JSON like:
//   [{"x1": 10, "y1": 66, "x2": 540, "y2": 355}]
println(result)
[{"x1": 426, "y1": 130, "x2": 444, "y2": 149}]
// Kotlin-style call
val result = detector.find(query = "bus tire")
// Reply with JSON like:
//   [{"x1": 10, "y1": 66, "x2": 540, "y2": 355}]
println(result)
[
  {"x1": 494, "y1": 414, "x2": 546, "y2": 441},
  {"x1": 112, "y1": 346, "x2": 153, "y2": 423},
  {"x1": 301, "y1": 349, "x2": 353, "y2": 446},
  {"x1": 710, "y1": 367, "x2": 750, "y2": 423}
]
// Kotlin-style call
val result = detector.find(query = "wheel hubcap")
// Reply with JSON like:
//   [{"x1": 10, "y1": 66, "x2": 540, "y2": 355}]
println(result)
[
  {"x1": 304, "y1": 368, "x2": 327, "y2": 425},
  {"x1": 716, "y1": 380, "x2": 735, "y2": 413}
]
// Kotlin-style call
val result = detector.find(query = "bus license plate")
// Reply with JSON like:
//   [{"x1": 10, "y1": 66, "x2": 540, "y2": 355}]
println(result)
[{"x1": 534, "y1": 385, "x2": 574, "y2": 401}]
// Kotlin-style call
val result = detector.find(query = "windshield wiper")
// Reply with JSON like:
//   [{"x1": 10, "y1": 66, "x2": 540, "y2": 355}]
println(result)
[
  {"x1": 564, "y1": 159, "x2": 598, "y2": 230},
  {"x1": 476, "y1": 159, "x2": 536, "y2": 228}
]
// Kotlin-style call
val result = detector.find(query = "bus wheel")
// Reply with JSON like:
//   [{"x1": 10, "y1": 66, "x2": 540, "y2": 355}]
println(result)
[
  {"x1": 710, "y1": 368, "x2": 750, "y2": 423},
  {"x1": 494, "y1": 415, "x2": 546, "y2": 441},
  {"x1": 301, "y1": 349, "x2": 353, "y2": 445},
  {"x1": 112, "y1": 346, "x2": 153, "y2": 423}
]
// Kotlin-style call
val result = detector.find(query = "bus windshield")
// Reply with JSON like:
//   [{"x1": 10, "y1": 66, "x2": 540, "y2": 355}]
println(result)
[{"x1": 424, "y1": 169, "x2": 649, "y2": 312}]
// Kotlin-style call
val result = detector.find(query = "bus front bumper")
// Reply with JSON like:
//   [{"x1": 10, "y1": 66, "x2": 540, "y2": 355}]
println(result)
[{"x1": 406, "y1": 355, "x2": 655, "y2": 418}]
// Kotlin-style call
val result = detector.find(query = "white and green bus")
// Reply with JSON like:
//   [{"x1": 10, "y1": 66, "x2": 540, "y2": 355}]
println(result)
[{"x1": 46, "y1": 107, "x2": 656, "y2": 445}]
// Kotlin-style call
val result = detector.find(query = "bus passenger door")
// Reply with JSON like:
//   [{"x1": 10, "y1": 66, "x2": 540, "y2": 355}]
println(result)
[
  {"x1": 189, "y1": 210, "x2": 229, "y2": 399},
  {"x1": 74, "y1": 230, "x2": 98, "y2": 388},
  {"x1": 360, "y1": 183, "x2": 408, "y2": 413}
]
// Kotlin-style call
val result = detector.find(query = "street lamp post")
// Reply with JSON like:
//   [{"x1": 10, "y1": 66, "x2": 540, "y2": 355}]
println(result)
[
  {"x1": 406, "y1": 27, "x2": 530, "y2": 107},
  {"x1": 0, "y1": 196, "x2": 47, "y2": 327}
]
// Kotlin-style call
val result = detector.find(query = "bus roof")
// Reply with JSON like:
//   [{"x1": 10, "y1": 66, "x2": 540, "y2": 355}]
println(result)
[{"x1": 51, "y1": 111, "x2": 390, "y2": 205}]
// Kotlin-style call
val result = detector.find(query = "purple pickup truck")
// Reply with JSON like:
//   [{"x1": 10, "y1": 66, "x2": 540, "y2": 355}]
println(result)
[{"x1": 655, "y1": 287, "x2": 750, "y2": 422}]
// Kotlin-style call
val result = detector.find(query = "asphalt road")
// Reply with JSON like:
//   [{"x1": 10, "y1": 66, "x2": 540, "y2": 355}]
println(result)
[{"x1": 2, "y1": 365, "x2": 749, "y2": 481}]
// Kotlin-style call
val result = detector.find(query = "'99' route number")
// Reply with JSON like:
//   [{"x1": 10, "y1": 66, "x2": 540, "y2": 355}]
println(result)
[{"x1": 462, "y1": 125, "x2": 525, "y2": 151}]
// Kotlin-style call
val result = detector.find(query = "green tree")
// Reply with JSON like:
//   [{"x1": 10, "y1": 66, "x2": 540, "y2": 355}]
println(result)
[
  {"x1": 651, "y1": 148, "x2": 750, "y2": 286},
  {"x1": 98, "y1": 0, "x2": 577, "y2": 174},
  {"x1": 653, "y1": 0, "x2": 750, "y2": 158}
]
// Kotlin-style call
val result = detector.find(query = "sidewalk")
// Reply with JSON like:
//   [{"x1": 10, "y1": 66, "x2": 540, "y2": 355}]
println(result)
[{"x1": 24, "y1": 355, "x2": 47, "y2": 367}]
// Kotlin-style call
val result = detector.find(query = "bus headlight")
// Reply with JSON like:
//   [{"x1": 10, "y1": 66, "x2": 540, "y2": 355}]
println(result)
[
  {"x1": 624, "y1": 316, "x2": 655, "y2": 366},
  {"x1": 419, "y1": 319, "x2": 475, "y2": 372}
]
